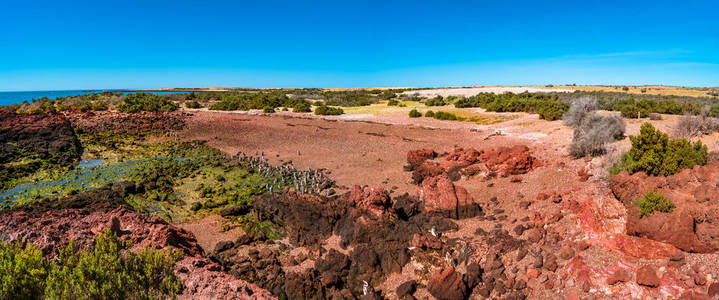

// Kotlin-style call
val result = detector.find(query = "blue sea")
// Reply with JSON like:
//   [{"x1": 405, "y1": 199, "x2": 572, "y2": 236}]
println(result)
[{"x1": 0, "y1": 90, "x2": 189, "y2": 106}]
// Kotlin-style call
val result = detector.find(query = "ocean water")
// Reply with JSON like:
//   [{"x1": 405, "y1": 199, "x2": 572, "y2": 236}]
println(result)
[{"x1": 0, "y1": 90, "x2": 190, "y2": 106}]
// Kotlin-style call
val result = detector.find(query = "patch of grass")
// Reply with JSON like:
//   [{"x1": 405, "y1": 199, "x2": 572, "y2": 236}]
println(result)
[{"x1": 635, "y1": 190, "x2": 674, "y2": 218}]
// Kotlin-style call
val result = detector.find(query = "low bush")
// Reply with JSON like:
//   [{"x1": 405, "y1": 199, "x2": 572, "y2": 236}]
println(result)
[
  {"x1": 314, "y1": 105, "x2": 344, "y2": 115},
  {"x1": 433, "y1": 111, "x2": 459, "y2": 120},
  {"x1": 263, "y1": 106, "x2": 275, "y2": 113},
  {"x1": 0, "y1": 230, "x2": 181, "y2": 299},
  {"x1": 292, "y1": 101, "x2": 312, "y2": 113},
  {"x1": 387, "y1": 99, "x2": 400, "y2": 106},
  {"x1": 408, "y1": 109, "x2": 422, "y2": 118},
  {"x1": 570, "y1": 114, "x2": 625, "y2": 158},
  {"x1": 566, "y1": 96, "x2": 625, "y2": 158},
  {"x1": 208, "y1": 91, "x2": 293, "y2": 111},
  {"x1": 185, "y1": 100, "x2": 201, "y2": 109},
  {"x1": 635, "y1": 190, "x2": 674, "y2": 218},
  {"x1": 118, "y1": 93, "x2": 178, "y2": 113},
  {"x1": 612, "y1": 123, "x2": 708, "y2": 176},
  {"x1": 424, "y1": 96, "x2": 447, "y2": 106},
  {"x1": 563, "y1": 96, "x2": 599, "y2": 127},
  {"x1": 674, "y1": 115, "x2": 719, "y2": 138},
  {"x1": 424, "y1": 110, "x2": 435, "y2": 118}
]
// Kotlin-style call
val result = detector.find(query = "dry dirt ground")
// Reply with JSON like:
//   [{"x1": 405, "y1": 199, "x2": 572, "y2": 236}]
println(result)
[{"x1": 180, "y1": 109, "x2": 719, "y2": 299}]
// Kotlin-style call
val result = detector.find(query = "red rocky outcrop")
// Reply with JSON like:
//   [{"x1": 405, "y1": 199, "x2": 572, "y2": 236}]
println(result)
[
  {"x1": 349, "y1": 185, "x2": 392, "y2": 218},
  {"x1": 67, "y1": 111, "x2": 188, "y2": 135},
  {"x1": 0, "y1": 109, "x2": 82, "y2": 184},
  {"x1": 610, "y1": 161, "x2": 719, "y2": 253},
  {"x1": 418, "y1": 173, "x2": 481, "y2": 219},
  {"x1": 406, "y1": 149, "x2": 437, "y2": 170}
]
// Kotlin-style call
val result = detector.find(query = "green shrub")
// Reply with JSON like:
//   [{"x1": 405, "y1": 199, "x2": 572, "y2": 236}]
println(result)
[
  {"x1": 408, "y1": 109, "x2": 422, "y2": 118},
  {"x1": 424, "y1": 110, "x2": 435, "y2": 118},
  {"x1": 433, "y1": 111, "x2": 458, "y2": 120},
  {"x1": 0, "y1": 230, "x2": 181, "y2": 299},
  {"x1": 207, "y1": 91, "x2": 293, "y2": 111},
  {"x1": 424, "y1": 96, "x2": 447, "y2": 106},
  {"x1": 314, "y1": 105, "x2": 344, "y2": 115},
  {"x1": 185, "y1": 100, "x2": 201, "y2": 109},
  {"x1": 314, "y1": 101, "x2": 324, "y2": 106},
  {"x1": 292, "y1": 101, "x2": 311, "y2": 112},
  {"x1": 635, "y1": 190, "x2": 674, "y2": 218},
  {"x1": 612, "y1": 123, "x2": 708, "y2": 176},
  {"x1": 380, "y1": 90, "x2": 396, "y2": 99},
  {"x1": 387, "y1": 99, "x2": 400, "y2": 106},
  {"x1": 263, "y1": 106, "x2": 275, "y2": 113},
  {"x1": 118, "y1": 93, "x2": 178, "y2": 113},
  {"x1": 0, "y1": 242, "x2": 47, "y2": 299}
]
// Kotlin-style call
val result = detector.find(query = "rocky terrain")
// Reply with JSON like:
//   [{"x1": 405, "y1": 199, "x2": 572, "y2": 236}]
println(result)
[
  {"x1": 4, "y1": 104, "x2": 719, "y2": 299},
  {"x1": 0, "y1": 108, "x2": 82, "y2": 188}
]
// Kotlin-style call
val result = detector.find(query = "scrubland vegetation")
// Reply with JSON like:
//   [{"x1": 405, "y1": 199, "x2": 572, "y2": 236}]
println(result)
[
  {"x1": 612, "y1": 123, "x2": 708, "y2": 176},
  {"x1": 564, "y1": 97, "x2": 625, "y2": 158},
  {"x1": 117, "y1": 93, "x2": 179, "y2": 113},
  {"x1": 0, "y1": 230, "x2": 180, "y2": 299},
  {"x1": 314, "y1": 105, "x2": 344, "y2": 115}
]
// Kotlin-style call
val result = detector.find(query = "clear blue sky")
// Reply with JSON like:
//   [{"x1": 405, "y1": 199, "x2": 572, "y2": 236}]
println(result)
[{"x1": 1, "y1": 0, "x2": 717, "y2": 90}]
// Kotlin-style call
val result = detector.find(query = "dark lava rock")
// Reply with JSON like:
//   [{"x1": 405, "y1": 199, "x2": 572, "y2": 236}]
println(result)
[
  {"x1": 396, "y1": 280, "x2": 417, "y2": 298},
  {"x1": 220, "y1": 204, "x2": 251, "y2": 217}
]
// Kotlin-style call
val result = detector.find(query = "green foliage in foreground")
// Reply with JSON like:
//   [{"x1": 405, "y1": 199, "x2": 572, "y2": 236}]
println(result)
[
  {"x1": 408, "y1": 109, "x2": 422, "y2": 118},
  {"x1": 635, "y1": 190, "x2": 674, "y2": 218},
  {"x1": 0, "y1": 230, "x2": 181, "y2": 300},
  {"x1": 612, "y1": 123, "x2": 708, "y2": 176},
  {"x1": 314, "y1": 105, "x2": 344, "y2": 115},
  {"x1": 118, "y1": 93, "x2": 179, "y2": 113}
]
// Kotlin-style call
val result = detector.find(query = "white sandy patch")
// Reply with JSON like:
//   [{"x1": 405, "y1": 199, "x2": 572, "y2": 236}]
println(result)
[{"x1": 403, "y1": 87, "x2": 574, "y2": 98}]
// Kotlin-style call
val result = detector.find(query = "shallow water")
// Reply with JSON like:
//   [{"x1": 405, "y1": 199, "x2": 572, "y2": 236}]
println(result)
[
  {"x1": 0, "y1": 159, "x2": 145, "y2": 205},
  {"x1": 0, "y1": 90, "x2": 189, "y2": 106}
]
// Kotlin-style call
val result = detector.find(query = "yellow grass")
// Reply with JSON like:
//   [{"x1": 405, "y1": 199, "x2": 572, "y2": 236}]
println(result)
[{"x1": 342, "y1": 101, "x2": 515, "y2": 125}]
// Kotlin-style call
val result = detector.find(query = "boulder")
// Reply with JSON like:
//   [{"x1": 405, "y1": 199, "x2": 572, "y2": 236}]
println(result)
[
  {"x1": 636, "y1": 265, "x2": 660, "y2": 287},
  {"x1": 427, "y1": 266, "x2": 469, "y2": 300},
  {"x1": 418, "y1": 173, "x2": 480, "y2": 219}
]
